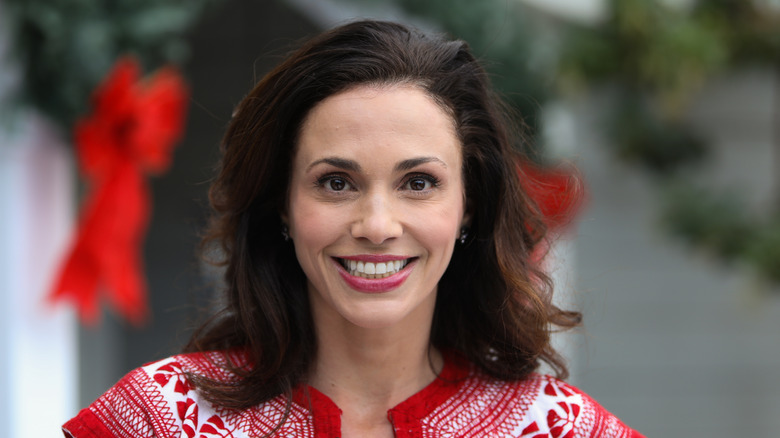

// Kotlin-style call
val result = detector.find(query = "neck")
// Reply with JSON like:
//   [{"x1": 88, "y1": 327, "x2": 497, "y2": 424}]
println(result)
[
  {"x1": 307, "y1": 296, "x2": 443, "y2": 411},
  {"x1": 312, "y1": 329, "x2": 441, "y2": 404}
]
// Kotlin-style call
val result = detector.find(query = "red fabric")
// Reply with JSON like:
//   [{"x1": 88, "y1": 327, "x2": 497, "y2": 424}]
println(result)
[
  {"x1": 519, "y1": 162, "x2": 585, "y2": 231},
  {"x1": 293, "y1": 386, "x2": 343, "y2": 438},
  {"x1": 63, "y1": 350, "x2": 645, "y2": 437},
  {"x1": 387, "y1": 352, "x2": 471, "y2": 437},
  {"x1": 49, "y1": 57, "x2": 188, "y2": 325},
  {"x1": 61, "y1": 408, "x2": 113, "y2": 438}
]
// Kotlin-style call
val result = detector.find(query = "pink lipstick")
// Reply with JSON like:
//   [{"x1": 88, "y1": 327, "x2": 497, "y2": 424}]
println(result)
[{"x1": 332, "y1": 256, "x2": 416, "y2": 293}]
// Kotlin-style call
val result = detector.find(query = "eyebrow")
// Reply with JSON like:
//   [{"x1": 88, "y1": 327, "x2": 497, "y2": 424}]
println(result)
[
  {"x1": 395, "y1": 156, "x2": 447, "y2": 171},
  {"x1": 307, "y1": 156, "x2": 447, "y2": 173},
  {"x1": 306, "y1": 157, "x2": 361, "y2": 173}
]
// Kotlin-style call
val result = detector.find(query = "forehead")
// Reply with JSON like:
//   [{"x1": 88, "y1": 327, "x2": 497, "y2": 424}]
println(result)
[{"x1": 295, "y1": 84, "x2": 460, "y2": 165}]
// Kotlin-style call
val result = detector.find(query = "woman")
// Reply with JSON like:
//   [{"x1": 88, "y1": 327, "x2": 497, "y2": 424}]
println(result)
[{"x1": 63, "y1": 20, "x2": 643, "y2": 437}]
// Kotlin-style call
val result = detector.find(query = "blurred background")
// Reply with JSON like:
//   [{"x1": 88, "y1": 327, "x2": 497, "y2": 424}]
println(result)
[{"x1": 2, "y1": 0, "x2": 779, "y2": 436}]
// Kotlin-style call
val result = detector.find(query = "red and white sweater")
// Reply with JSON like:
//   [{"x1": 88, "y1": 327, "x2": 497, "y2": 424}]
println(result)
[{"x1": 63, "y1": 350, "x2": 643, "y2": 437}]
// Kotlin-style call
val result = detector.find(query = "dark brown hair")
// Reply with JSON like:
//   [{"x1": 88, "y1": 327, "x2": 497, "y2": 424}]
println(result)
[{"x1": 186, "y1": 19, "x2": 581, "y2": 410}]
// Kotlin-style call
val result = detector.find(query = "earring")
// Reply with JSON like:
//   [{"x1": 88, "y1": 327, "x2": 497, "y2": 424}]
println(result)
[
  {"x1": 281, "y1": 225, "x2": 290, "y2": 241},
  {"x1": 458, "y1": 227, "x2": 468, "y2": 245}
]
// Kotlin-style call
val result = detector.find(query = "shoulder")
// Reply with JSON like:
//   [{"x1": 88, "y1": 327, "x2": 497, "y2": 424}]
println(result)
[
  {"x1": 432, "y1": 370, "x2": 644, "y2": 438},
  {"x1": 508, "y1": 374, "x2": 642, "y2": 438},
  {"x1": 62, "y1": 350, "x2": 289, "y2": 438}
]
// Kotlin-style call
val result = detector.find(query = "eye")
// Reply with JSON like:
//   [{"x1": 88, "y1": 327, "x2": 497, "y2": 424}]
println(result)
[
  {"x1": 328, "y1": 177, "x2": 348, "y2": 191},
  {"x1": 403, "y1": 174, "x2": 439, "y2": 192},
  {"x1": 408, "y1": 178, "x2": 429, "y2": 191},
  {"x1": 317, "y1": 174, "x2": 354, "y2": 192}
]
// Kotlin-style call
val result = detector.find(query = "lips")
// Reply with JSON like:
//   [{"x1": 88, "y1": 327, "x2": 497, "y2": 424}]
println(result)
[{"x1": 332, "y1": 256, "x2": 417, "y2": 293}]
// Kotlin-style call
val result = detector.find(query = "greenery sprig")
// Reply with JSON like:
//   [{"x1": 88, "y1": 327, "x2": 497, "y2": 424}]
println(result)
[{"x1": 4, "y1": 0, "x2": 212, "y2": 129}]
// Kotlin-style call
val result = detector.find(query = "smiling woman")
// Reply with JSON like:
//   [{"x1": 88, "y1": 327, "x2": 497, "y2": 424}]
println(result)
[
  {"x1": 62, "y1": 20, "x2": 644, "y2": 438},
  {"x1": 288, "y1": 85, "x2": 465, "y2": 334}
]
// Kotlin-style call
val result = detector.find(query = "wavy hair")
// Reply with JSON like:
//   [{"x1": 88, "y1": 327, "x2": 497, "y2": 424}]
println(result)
[{"x1": 185, "y1": 19, "x2": 581, "y2": 410}]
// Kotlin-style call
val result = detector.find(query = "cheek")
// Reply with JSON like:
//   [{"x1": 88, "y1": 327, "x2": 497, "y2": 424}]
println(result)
[
  {"x1": 289, "y1": 196, "x2": 346, "y2": 248},
  {"x1": 411, "y1": 200, "x2": 464, "y2": 253},
  {"x1": 290, "y1": 203, "x2": 335, "y2": 279}
]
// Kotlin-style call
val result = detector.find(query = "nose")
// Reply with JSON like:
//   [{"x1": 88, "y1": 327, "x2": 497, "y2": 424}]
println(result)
[{"x1": 350, "y1": 191, "x2": 402, "y2": 245}]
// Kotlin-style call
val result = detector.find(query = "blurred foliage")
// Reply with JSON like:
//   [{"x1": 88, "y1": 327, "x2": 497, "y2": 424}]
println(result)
[
  {"x1": 560, "y1": 0, "x2": 780, "y2": 102},
  {"x1": 662, "y1": 183, "x2": 758, "y2": 260},
  {"x1": 558, "y1": 0, "x2": 780, "y2": 286},
  {"x1": 663, "y1": 182, "x2": 780, "y2": 283},
  {"x1": 3, "y1": 0, "x2": 214, "y2": 129},
  {"x1": 610, "y1": 97, "x2": 707, "y2": 173}
]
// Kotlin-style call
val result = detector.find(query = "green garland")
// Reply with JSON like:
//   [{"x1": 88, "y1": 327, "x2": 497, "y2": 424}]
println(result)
[{"x1": 4, "y1": 0, "x2": 213, "y2": 129}]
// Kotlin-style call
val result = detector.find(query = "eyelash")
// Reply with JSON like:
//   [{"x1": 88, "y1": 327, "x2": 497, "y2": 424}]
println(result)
[{"x1": 314, "y1": 173, "x2": 441, "y2": 194}]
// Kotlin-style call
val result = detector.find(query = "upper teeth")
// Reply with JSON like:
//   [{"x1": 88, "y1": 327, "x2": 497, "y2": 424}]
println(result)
[{"x1": 341, "y1": 259, "x2": 409, "y2": 278}]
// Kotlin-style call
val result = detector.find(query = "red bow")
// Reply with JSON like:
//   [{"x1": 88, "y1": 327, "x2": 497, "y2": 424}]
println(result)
[
  {"x1": 519, "y1": 161, "x2": 586, "y2": 268},
  {"x1": 49, "y1": 57, "x2": 188, "y2": 325},
  {"x1": 519, "y1": 162, "x2": 585, "y2": 231}
]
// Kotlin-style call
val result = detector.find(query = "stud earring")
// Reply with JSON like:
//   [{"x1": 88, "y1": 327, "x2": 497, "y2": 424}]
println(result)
[
  {"x1": 458, "y1": 228, "x2": 468, "y2": 245},
  {"x1": 281, "y1": 225, "x2": 290, "y2": 241}
]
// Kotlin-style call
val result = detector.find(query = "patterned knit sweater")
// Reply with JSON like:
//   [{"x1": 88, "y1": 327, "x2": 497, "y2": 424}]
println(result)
[{"x1": 63, "y1": 350, "x2": 644, "y2": 437}]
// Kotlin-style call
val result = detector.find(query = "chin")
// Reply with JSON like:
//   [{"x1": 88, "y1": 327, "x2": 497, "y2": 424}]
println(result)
[{"x1": 341, "y1": 303, "x2": 414, "y2": 330}]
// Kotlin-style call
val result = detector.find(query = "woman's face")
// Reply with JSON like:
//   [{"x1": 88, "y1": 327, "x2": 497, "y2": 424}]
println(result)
[{"x1": 286, "y1": 85, "x2": 467, "y2": 330}]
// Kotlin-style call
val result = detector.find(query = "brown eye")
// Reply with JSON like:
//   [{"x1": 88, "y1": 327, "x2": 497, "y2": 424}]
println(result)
[
  {"x1": 409, "y1": 178, "x2": 427, "y2": 191},
  {"x1": 405, "y1": 175, "x2": 437, "y2": 191},
  {"x1": 328, "y1": 178, "x2": 347, "y2": 191},
  {"x1": 316, "y1": 174, "x2": 354, "y2": 193}
]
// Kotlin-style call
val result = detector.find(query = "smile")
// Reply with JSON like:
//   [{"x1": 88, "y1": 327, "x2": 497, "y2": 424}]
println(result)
[{"x1": 336, "y1": 258, "x2": 414, "y2": 279}]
